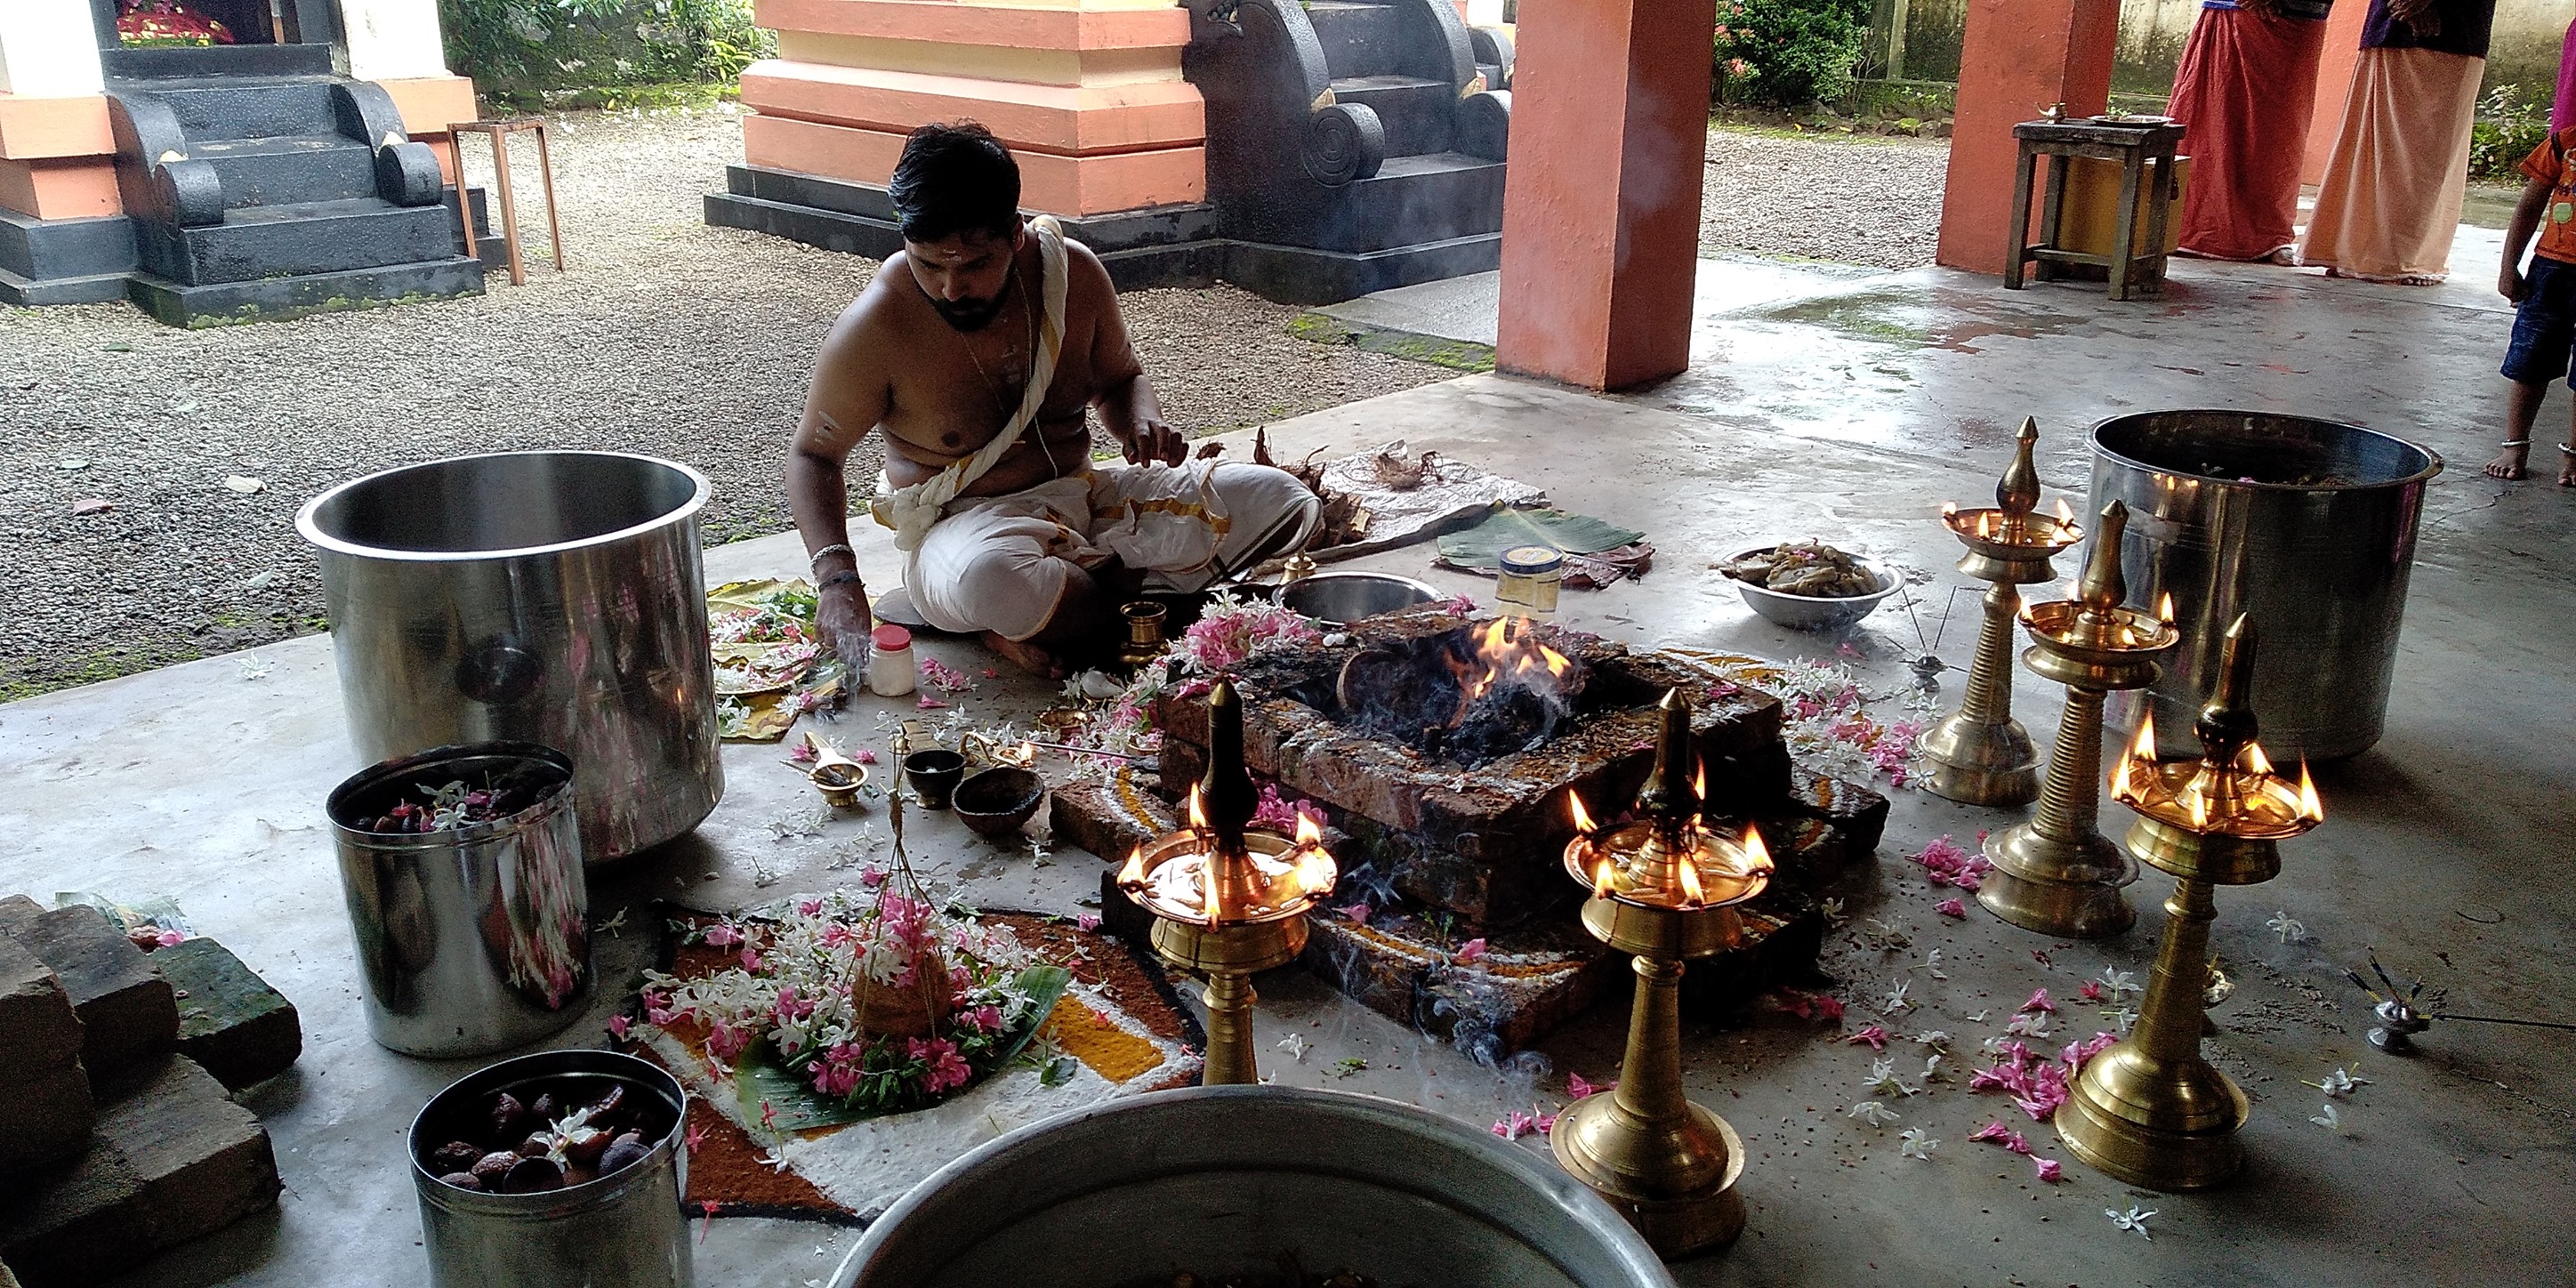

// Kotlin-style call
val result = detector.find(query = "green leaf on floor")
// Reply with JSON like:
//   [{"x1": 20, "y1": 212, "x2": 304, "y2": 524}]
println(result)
[{"x1": 1435, "y1": 508, "x2": 1646, "y2": 569}]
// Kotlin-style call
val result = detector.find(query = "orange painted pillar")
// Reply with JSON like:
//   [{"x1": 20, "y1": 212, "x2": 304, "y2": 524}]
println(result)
[
  {"x1": 1495, "y1": 0, "x2": 1720, "y2": 392},
  {"x1": 2299, "y1": 0, "x2": 2371, "y2": 187},
  {"x1": 1934, "y1": 0, "x2": 2118, "y2": 276}
]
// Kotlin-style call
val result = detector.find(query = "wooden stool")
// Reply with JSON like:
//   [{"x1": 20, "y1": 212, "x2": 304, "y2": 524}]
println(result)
[
  {"x1": 444, "y1": 119, "x2": 565, "y2": 286},
  {"x1": 2004, "y1": 117, "x2": 2185, "y2": 302}
]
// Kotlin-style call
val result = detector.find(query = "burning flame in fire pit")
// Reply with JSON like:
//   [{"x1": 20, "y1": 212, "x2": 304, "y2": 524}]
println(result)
[{"x1": 1456, "y1": 616, "x2": 1574, "y2": 707}]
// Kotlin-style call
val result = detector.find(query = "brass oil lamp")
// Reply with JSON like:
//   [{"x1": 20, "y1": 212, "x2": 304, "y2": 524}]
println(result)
[
  {"x1": 1920, "y1": 417, "x2": 2084, "y2": 806},
  {"x1": 1550, "y1": 690, "x2": 1774, "y2": 1258},
  {"x1": 1977, "y1": 499, "x2": 2178, "y2": 938},
  {"x1": 2056, "y1": 616, "x2": 2322, "y2": 1189},
  {"x1": 1118, "y1": 680, "x2": 1338, "y2": 1085}
]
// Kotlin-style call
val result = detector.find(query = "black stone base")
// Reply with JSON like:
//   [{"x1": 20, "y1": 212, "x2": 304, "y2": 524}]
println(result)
[
  {"x1": 102, "y1": 44, "x2": 334, "y2": 82},
  {"x1": 0, "y1": 209, "x2": 137, "y2": 306},
  {"x1": 704, "y1": 165, "x2": 1495, "y2": 305},
  {"x1": 127, "y1": 254, "x2": 483, "y2": 328}
]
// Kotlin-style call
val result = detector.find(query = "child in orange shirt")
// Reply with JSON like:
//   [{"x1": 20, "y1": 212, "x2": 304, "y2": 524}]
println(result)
[{"x1": 2494, "y1": 127, "x2": 2576, "y2": 484}]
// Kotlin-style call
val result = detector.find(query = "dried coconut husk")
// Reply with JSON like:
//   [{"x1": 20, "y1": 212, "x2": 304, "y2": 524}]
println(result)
[{"x1": 851, "y1": 945, "x2": 953, "y2": 1039}]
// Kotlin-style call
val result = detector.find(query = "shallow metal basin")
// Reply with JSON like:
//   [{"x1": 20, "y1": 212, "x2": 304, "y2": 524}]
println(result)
[
  {"x1": 1275, "y1": 571, "x2": 1443, "y2": 624},
  {"x1": 833, "y1": 1086, "x2": 1675, "y2": 1288}
]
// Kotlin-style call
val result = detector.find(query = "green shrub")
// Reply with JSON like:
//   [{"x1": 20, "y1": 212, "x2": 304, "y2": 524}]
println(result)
[
  {"x1": 439, "y1": 0, "x2": 772, "y2": 96},
  {"x1": 2469, "y1": 85, "x2": 2553, "y2": 183},
  {"x1": 1712, "y1": 0, "x2": 1872, "y2": 110}
]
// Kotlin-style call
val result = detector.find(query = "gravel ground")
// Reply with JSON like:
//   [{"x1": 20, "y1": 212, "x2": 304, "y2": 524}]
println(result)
[
  {"x1": 0, "y1": 106, "x2": 1445, "y2": 700},
  {"x1": 1701, "y1": 127, "x2": 1949, "y2": 270}
]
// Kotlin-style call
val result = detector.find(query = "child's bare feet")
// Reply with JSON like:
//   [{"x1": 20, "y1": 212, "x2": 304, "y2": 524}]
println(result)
[{"x1": 2487, "y1": 439, "x2": 2532, "y2": 479}]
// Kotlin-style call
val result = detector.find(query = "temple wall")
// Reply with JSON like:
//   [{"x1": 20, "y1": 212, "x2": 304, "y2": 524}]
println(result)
[{"x1": 738, "y1": 0, "x2": 1207, "y2": 216}]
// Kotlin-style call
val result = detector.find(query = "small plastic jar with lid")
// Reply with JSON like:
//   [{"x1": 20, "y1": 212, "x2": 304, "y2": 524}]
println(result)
[
  {"x1": 867, "y1": 623, "x2": 917, "y2": 696},
  {"x1": 1494, "y1": 544, "x2": 1565, "y2": 621}
]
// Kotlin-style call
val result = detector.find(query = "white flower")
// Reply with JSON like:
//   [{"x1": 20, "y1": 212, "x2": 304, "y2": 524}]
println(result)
[
  {"x1": 1922, "y1": 948, "x2": 1948, "y2": 980},
  {"x1": 1276, "y1": 1033, "x2": 1309, "y2": 1062},
  {"x1": 1898, "y1": 1127, "x2": 1939, "y2": 1160},
  {"x1": 1820, "y1": 898, "x2": 1847, "y2": 928},
  {"x1": 1865, "y1": 1058, "x2": 1918, "y2": 1099},
  {"x1": 2007, "y1": 1010, "x2": 2054, "y2": 1038},
  {"x1": 1920, "y1": 1054, "x2": 1951, "y2": 1083},
  {"x1": 1912, "y1": 1029, "x2": 1952, "y2": 1051},
  {"x1": 2113, "y1": 1007, "x2": 2140, "y2": 1034},
  {"x1": 2097, "y1": 967, "x2": 2143, "y2": 998},
  {"x1": 2107, "y1": 1205, "x2": 2157, "y2": 1239},
  {"x1": 2266, "y1": 910, "x2": 2308, "y2": 944},
  {"x1": 2307, "y1": 1066, "x2": 2369, "y2": 1098},
  {"x1": 1882, "y1": 979, "x2": 1915, "y2": 1013},
  {"x1": 2310, "y1": 1103, "x2": 2343, "y2": 1131},
  {"x1": 1847, "y1": 1100, "x2": 1900, "y2": 1128},
  {"x1": 1980, "y1": 1034, "x2": 2012, "y2": 1058}
]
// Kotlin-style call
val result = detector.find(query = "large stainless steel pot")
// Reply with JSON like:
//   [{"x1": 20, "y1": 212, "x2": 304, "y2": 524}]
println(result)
[
  {"x1": 327, "y1": 742, "x2": 591, "y2": 1057},
  {"x1": 298, "y1": 451, "x2": 723, "y2": 861},
  {"x1": 832, "y1": 1086, "x2": 1676, "y2": 1288},
  {"x1": 2089, "y1": 411, "x2": 2441, "y2": 761}
]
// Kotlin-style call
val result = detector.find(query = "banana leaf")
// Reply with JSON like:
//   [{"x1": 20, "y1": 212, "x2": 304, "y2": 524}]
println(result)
[
  {"x1": 1434, "y1": 507, "x2": 1646, "y2": 568},
  {"x1": 733, "y1": 964, "x2": 1073, "y2": 1131}
]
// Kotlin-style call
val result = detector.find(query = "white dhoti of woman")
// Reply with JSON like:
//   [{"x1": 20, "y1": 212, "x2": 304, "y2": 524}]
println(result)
[{"x1": 786, "y1": 122, "x2": 1316, "y2": 677}]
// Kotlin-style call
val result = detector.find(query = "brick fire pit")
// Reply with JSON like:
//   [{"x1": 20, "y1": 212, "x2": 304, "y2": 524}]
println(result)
[{"x1": 1071, "y1": 609, "x2": 1888, "y2": 1057}]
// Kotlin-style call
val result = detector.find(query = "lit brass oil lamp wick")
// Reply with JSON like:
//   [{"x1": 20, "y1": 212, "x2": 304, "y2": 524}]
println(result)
[
  {"x1": 1117, "y1": 680, "x2": 1337, "y2": 1085},
  {"x1": 2056, "y1": 616, "x2": 2323, "y2": 1190},
  {"x1": 1978, "y1": 499, "x2": 2178, "y2": 938},
  {"x1": 1921, "y1": 416, "x2": 2085, "y2": 807},
  {"x1": 1550, "y1": 690, "x2": 1773, "y2": 1258}
]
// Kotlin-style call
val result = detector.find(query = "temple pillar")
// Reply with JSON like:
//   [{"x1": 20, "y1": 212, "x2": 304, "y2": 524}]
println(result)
[
  {"x1": 1933, "y1": 0, "x2": 2118, "y2": 276},
  {"x1": 2299, "y1": 0, "x2": 2372, "y2": 186},
  {"x1": 1494, "y1": 0, "x2": 1719, "y2": 392},
  {"x1": 0, "y1": 0, "x2": 113, "y2": 221}
]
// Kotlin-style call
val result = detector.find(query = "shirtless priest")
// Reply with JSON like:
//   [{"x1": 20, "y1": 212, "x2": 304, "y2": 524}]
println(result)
[{"x1": 788, "y1": 123, "x2": 1319, "y2": 677}]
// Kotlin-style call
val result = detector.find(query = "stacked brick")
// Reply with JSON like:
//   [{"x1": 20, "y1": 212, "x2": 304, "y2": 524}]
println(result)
[{"x1": 0, "y1": 896, "x2": 300, "y2": 1288}]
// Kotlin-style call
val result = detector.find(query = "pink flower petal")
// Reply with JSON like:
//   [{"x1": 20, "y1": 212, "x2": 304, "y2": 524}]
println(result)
[
  {"x1": 1812, "y1": 994, "x2": 1846, "y2": 1022},
  {"x1": 2078, "y1": 980, "x2": 2105, "y2": 1002},
  {"x1": 1075, "y1": 913, "x2": 1102, "y2": 932},
  {"x1": 1456, "y1": 938, "x2": 1488, "y2": 963},
  {"x1": 1847, "y1": 1025, "x2": 1888, "y2": 1051},
  {"x1": 2033, "y1": 1156, "x2": 2065, "y2": 1182},
  {"x1": 917, "y1": 695, "x2": 950, "y2": 710},
  {"x1": 1568, "y1": 1073, "x2": 1614, "y2": 1099},
  {"x1": 854, "y1": 748, "x2": 878, "y2": 764},
  {"x1": 1935, "y1": 898, "x2": 1967, "y2": 919},
  {"x1": 1968, "y1": 1120, "x2": 2011, "y2": 1142},
  {"x1": 1338, "y1": 903, "x2": 1372, "y2": 925},
  {"x1": 2022, "y1": 987, "x2": 2056, "y2": 1013},
  {"x1": 607, "y1": 1014, "x2": 630, "y2": 1040}
]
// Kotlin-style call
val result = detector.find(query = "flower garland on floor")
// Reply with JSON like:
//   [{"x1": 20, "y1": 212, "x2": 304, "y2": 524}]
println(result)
[{"x1": 640, "y1": 801, "x2": 1065, "y2": 1120}]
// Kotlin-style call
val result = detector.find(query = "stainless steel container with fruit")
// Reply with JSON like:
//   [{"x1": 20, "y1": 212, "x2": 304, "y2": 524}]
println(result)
[
  {"x1": 409, "y1": 1049, "x2": 691, "y2": 1288},
  {"x1": 327, "y1": 742, "x2": 591, "y2": 1057}
]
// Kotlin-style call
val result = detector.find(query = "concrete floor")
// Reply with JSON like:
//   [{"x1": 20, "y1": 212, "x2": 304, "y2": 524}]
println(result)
[{"x1": 4, "y1": 248, "x2": 2572, "y2": 1287}]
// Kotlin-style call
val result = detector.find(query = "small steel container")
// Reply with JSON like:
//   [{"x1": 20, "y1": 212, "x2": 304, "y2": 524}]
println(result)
[
  {"x1": 328, "y1": 742, "x2": 592, "y2": 1058},
  {"x1": 1495, "y1": 544, "x2": 1565, "y2": 620},
  {"x1": 410, "y1": 1049, "x2": 692, "y2": 1288}
]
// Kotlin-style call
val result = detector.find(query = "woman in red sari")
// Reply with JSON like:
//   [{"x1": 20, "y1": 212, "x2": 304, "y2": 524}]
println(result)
[{"x1": 2168, "y1": 0, "x2": 2339, "y2": 262}]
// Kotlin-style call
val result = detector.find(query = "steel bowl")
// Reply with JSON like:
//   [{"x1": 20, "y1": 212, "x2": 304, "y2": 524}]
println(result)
[
  {"x1": 1726, "y1": 546, "x2": 1901, "y2": 632},
  {"x1": 1274, "y1": 571, "x2": 1442, "y2": 624},
  {"x1": 953, "y1": 767, "x2": 1045, "y2": 841},
  {"x1": 831, "y1": 1085, "x2": 1674, "y2": 1288}
]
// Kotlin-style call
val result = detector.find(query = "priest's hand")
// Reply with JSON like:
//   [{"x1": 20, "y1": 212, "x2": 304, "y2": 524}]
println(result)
[
  {"x1": 1124, "y1": 415, "x2": 1187, "y2": 466},
  {"x1": 817, "y1": 576, "x2": 874, "y2": 672}
]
